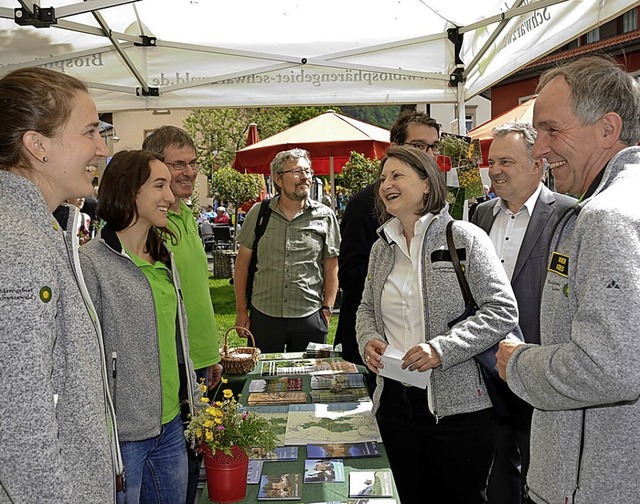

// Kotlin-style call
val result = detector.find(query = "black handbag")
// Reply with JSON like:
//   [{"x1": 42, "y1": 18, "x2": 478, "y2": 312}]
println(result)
[{"x1": 445, "y1": 220, "x2": 524, "y2": 417}]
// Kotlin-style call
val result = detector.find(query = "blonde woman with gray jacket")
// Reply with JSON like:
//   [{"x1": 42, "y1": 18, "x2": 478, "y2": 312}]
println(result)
[
  {"x1": 356, "y1": 147, "x2": 518, "y2": 504},
  {"x1": 80, "y1": 150, "x2": 200, "y2": 504}
]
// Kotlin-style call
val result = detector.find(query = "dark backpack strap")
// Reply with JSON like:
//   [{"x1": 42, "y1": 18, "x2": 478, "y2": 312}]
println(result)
[
  {"x1": 246, "y1": 199, "x2": 272, "y2": 306},
  {"x1": 253, "y1": 199, "x2": 272, "y2": 246},
  {"x1": 446, "y1": 220, "x2": 477, "y2": 309}
]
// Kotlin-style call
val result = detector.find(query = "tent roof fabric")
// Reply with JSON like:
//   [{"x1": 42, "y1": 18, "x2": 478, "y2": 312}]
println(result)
[{"x1": 1, "y1": 0, "x2": 637, "y2": 111}]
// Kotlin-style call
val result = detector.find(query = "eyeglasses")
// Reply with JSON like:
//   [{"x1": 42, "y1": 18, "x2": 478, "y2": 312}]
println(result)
[
  {"x1": 165, "y1": 161, "x2": 201, "y2": 172},
  {"x1": 403, "y1": 141, "x2": 440, "y2": 153},
  {"x1": 278, "y1": 167, "x2": 314, "y2": 178}
]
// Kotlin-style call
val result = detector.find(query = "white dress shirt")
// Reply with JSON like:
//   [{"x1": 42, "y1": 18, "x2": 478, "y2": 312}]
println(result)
[
  {"x1": 380, "y1": 213, "x2": 434, "y2": 352},
  {"x1": 489, "y1": 183, "x2": 542, "y2": 280}
]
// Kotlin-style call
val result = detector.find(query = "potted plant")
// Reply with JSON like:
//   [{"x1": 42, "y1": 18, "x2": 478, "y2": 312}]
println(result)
[{"x1": 185, "y1": 379, "x2": 278, "y2": 503}]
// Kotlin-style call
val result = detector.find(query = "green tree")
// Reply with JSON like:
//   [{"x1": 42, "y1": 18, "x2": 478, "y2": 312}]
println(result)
[
  {"x1": 336, "y1": 151, "x2": 380, "y2": 198},
  {"x1": 183, "y1": 108, "x2": 290, "y2": 182},
  {"x1": 210, "y1": 167, "x2": 265, "y2": 247}
]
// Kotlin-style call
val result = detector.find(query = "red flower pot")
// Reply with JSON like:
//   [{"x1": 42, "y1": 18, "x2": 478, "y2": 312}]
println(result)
[{"x1": 202, "y1": 445, "x2": 249, "y2": 503}]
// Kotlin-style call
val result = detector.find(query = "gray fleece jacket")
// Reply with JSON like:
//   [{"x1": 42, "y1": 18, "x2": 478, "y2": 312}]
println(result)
[
  {"x1": 0, "y1": 172, "x2": 117, "y2": 503},
  {"x1": 356, "y1": 207, "x2": 518, "y2": 419},
  {"x1": 80, "y1": 226, "x2": 200, "y2": 442},
  {"x1": 507, "y1": 146, "x2": 640, "y2": 504}
]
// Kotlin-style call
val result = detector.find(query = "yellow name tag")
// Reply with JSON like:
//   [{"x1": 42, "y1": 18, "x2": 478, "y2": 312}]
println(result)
[{"x1": 548, "y1": 251, "x2": 569, "y2": 277}]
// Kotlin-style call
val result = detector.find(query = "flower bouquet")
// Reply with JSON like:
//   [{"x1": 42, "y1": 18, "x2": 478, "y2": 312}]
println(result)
[
  {"x1": 185, "y1": 379, "x2": 278, "y2": 503},
  {"x1": 185, "y1": 378, "x2": 278, "y2": 457}
]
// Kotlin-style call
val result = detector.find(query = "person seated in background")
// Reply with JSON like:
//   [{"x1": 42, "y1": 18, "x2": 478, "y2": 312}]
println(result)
[
  {"x1": 213, "y1": 205, "x2": 230, "y2": 224},
  {"x1": 199, "y1": 204, "x2": 215, "y2": 223}
]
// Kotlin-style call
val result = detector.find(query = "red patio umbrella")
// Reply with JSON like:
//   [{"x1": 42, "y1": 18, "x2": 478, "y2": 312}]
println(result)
[
  {"x1": 245, "y1": 122, "x2": 259, "y2": 147},
  {"x1": 233, "y1": 110, "x2": 391, "y2": 209},
  {"x1": 233, "y1": 110, "x2": 391, "y2": 176},
  {"x1": 239, "y1": 123, "x2": 267, "y2": 212}
]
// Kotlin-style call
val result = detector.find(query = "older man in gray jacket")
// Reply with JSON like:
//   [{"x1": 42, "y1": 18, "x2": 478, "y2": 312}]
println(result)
[{"x1": 497, "y1": 56, "x2": 640, "y2": 504}]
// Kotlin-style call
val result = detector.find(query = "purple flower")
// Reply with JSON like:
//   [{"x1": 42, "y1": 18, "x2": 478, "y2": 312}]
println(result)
[{"x1": 217, "y1": 425, "x2": 225, "y2": 431}]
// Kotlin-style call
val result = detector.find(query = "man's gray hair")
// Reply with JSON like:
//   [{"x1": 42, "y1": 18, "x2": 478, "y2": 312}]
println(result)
[
  {"x1": 536, "y1": 56, "x2": 640, "y2": 146},
  {"x1": 270, "y1": 148, "x2": 311, "y2": 179},
  {"x1": 492, "y1": 122, "x2": 537, "y2": 162}
]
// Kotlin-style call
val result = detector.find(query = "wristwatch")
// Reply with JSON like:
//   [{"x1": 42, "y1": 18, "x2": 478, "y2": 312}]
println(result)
[{"x1": 321, "y1": 305, "x2": 333, "y2": 315}]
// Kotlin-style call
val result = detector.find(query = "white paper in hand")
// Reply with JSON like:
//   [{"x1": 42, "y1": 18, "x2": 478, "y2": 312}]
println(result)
[{"x1": 378, "y1": 345, "x2": 431, "y2": 389}]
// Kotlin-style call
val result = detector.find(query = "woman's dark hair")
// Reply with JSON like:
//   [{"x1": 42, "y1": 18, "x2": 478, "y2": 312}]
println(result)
[
  {"x1": 374, "y1": 146, "x2": 447, "y2": 223},
  {"x1": 98, "y1": 149, "x2": 176, "y2": 263},
  {"x1": 0, "y1": 67, "x2": 88, "y2": 171}
]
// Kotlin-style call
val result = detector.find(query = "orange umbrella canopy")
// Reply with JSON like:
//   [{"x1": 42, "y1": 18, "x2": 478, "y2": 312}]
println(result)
[
  {"x1": 468, "y1": 97, "x2": 536, "y2": 167},
  {"x1": 233, "y1": 111, "x2": 391, "y2": 175}
]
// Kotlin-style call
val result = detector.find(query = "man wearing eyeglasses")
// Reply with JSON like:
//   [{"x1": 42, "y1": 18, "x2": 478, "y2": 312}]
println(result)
[
  {"x1": 143, "y1": 126, "x2": 222, "y2": 504},
  {"x1": 389, "y1": 111, "x2": 441, "y2": 157},
  {"x1": 234, "y1": 148, "x2": 340, "y2": 353}
]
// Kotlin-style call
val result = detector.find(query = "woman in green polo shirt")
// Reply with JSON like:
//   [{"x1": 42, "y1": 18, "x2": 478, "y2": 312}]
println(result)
[{"x1": 80, "y1": 149, "x2": 200, "y2": 504}]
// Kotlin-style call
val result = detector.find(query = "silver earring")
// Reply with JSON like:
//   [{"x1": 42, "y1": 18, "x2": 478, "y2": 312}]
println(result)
[{"x1": 43, "y1": 156, "x2": 48, "y2": 162}]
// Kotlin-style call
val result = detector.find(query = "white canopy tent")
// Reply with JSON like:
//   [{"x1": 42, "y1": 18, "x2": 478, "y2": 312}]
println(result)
[{"x1": 1, "y1": 0, "x2": 637, "y2": 127}]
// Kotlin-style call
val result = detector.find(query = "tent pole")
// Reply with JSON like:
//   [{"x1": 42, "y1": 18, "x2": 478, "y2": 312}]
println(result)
[
  {"x1": 457, "y1": 80, "x2": 466, "y2": 136},
  {"x1": 330, "y1": 157, "x2": 336, "y2": 213}
]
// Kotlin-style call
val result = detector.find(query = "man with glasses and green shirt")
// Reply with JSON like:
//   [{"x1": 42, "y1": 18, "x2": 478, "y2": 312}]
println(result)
[
  {"x1": 142, "y1": 126, "x2": 222, "y2": 504},
  {"x1": 234, "y1": 148, "x2": 340, "y2": 353}
]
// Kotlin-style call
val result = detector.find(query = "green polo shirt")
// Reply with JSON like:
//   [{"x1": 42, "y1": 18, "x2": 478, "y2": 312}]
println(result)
[
  {"x1": 128, "y1": 252, "x2": 180, "y2": 425},
  {"x1": 237, "y1": 196, "x2": 340, "y2": 318},
  {"x1": 167, "y1": 200, "x2": 220, "y2": 370}
]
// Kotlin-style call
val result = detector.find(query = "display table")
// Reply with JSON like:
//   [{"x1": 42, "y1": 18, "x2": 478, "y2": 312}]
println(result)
[
  {"x1": 199, "y1": 444, "x2": 396, "y2": 503},
  {"x1": 199, "y1": 359, "x2": 397, "y2": 503}
]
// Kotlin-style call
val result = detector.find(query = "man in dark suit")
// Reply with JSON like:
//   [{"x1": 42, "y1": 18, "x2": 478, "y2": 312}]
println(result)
[{"x1": 471, "y1": 122, "x2": 576, "y2": 504}]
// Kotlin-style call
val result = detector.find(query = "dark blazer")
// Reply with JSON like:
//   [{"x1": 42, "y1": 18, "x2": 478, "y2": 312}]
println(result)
[
  {"x1": 334, "y1": 183, "x2": 379, "y2": 365},
  {"x1": 471, "y1": 185, "x2": 576, "y2": 344}
]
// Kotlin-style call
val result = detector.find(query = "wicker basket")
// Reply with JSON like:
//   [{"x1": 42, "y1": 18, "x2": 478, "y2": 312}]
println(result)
[{"x1": 220, "y1": 326, "x2": 261, "y2": 375}]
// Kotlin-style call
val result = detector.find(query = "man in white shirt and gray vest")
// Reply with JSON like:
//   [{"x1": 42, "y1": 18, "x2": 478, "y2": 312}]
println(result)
[{"x1": 471, "y1": 122, "x2": 575, "y2": 504}]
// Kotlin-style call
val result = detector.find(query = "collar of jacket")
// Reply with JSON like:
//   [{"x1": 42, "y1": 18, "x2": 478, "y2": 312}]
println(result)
[
  {"x1": 376, "y1": 204, "x2": 449, "y2": 245},
  {"x1": 100, "y1": 223, "x2": 124, "y2": 253}
]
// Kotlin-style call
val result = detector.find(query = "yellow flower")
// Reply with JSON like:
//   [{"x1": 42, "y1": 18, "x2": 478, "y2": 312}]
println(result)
[
  {"x1": 200, "y1": 396, "x2": 210, "y2": 403},
  {"x1": 223, "y1": 389, "x2": 233, "y2": 399},
  {"x1": 199, "y1": 382, "x2": 207, "y2": 394},
  {"x1": 204, "y1": 419, "x2": 215, "y2": 428},
  {"x1": 214, "y1": 417, "x2": 223, "y2": 425},
  {"x1": 205, "y1": 431, "x2": 213, "y2": 441},
  {"x1": 206, "y1": 407, "x2": 217, "y2": 415},
  {"x1": 221, "y1": 377, "x2": 228, "y2": 384}
]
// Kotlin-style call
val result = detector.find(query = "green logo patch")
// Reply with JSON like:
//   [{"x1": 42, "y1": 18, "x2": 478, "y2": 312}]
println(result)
[{"x1": 39, "y1": 286, "x2": 52, "y2": 303}]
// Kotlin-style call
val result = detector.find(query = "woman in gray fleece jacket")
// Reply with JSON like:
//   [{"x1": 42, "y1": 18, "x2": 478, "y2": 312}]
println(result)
[
  {"x1": 356, "y1": 147, "x2": 518, "y2": 504},
  {"x1": 80, "y1": 150, "x2": 200, "y2": 504},
  {"x1": 0, "y1": 68, "x2": 121, "y2": 503}
]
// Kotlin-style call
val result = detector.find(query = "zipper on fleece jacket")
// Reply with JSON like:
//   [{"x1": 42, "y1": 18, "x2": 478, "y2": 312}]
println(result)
[{"x1": 60, "y1": 211, "x2": 124, "y2": 499}]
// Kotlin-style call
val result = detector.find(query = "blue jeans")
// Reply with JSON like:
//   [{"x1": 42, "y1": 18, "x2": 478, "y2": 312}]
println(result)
[{"x1": 117, "y1": 414, "x2": 188, "y2": 504}]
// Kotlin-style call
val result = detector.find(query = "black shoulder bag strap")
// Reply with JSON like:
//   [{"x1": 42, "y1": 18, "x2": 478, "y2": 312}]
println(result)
[
  {"x1": 246, "y1": 199, "x2": 272, "y2": 307},
  {"x1": 446, "y1": 220, "x2": 478, "y2": 312},
  {"x1": 446, "y1": 220, "x2": 523, "y2": 418}
]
